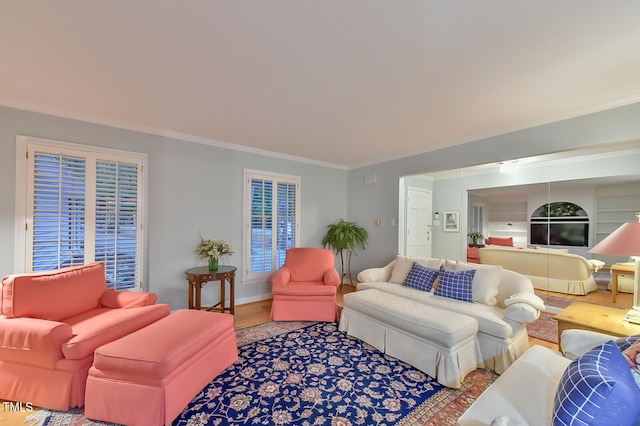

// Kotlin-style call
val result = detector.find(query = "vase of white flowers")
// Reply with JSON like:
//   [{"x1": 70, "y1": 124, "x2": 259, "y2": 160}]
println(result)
[{"x1": 195, "y1": 237, "x2": 233, "y2": 271}]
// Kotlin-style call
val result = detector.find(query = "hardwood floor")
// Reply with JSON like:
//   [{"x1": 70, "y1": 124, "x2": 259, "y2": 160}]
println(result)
[{"x1": 539, "y1": 287, "x2": 633, "y2": 310}]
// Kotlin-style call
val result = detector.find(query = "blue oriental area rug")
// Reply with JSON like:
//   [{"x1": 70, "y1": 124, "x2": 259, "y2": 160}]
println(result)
[
  {"x1": 28, "y1": 321, "x2": 496, "y2": 426},
  {"x1": 174, "y1": 322, "x2": 441, "y2": 425}
]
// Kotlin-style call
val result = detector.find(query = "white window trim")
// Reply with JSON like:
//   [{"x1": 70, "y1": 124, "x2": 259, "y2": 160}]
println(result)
[
  {"x1": 14, "y1": 136, "x2": 148, "y2": 288},
  {"x1": 242, "y1": 169, "x2": 300, "y2": 283}
]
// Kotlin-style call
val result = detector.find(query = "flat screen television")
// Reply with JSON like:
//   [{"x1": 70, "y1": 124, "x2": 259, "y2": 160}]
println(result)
[{"x1": 530, "y1": 222, "x2": 589, "y2": 247}]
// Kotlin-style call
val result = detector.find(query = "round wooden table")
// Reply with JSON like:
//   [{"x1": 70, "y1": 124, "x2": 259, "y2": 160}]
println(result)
[{"x1": 185, "y1": 265, "x2": 237, "y2": 314}]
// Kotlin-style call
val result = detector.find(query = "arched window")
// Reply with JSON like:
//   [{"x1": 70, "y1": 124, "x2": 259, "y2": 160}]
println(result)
[{"x1": 530, "y1": 202, "x2": 589, "y2": 247}]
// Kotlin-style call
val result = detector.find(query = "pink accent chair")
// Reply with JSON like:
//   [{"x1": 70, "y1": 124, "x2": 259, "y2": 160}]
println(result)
[
  {"x1": 271, "y1": 248, "x2": 341, "y2": 322},
  {"x1": 0, "y1": 263, "x2": 170, "y2": 411}
]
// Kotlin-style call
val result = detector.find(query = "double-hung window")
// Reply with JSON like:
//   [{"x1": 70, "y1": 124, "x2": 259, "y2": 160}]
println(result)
[
  {"x1": 15, "y1": 136, "x2": 147, "y2": 290},
  {"x1": 244, "y1": 170, "x2": 299, "y2": 281}
]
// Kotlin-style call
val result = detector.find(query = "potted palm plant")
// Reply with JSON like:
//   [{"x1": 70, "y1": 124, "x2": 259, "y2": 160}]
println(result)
[{"x1": 322, "y1": 219, "x2": 369, "y2": 285}]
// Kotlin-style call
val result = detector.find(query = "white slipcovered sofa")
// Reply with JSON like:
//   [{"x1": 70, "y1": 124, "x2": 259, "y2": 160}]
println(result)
[
  {"x1": 478, "y1": 245, "x2": 604, "y2": 295},
  {"x1": 355, "y1": 256, "x2": 543, "y2": 374},
  {"x1": 458, "y1": 329, "x2": 640, "y2": 425}
]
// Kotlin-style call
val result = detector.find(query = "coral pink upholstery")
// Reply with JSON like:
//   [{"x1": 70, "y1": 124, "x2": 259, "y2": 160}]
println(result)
[
  {"x1": 0, "y1": 263, "x2": 169, "y2": 411},
  {"x1": 271, "y1": 248, "x2": 341, "y2": 321},
  {"x1": 467, "y1": 245, "x2": 480, "y2": 263},
  {"x1": 85, "y1": 310, "x2": 238, "y2": 426},
  {"x1": 485, "y1": 237, "x2": 514, "y2": 246}
]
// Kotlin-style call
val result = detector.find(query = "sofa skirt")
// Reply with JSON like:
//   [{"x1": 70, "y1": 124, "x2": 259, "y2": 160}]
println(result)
[
  {"x1": 529, "y1": 275, "x2": 597, "y2": 295},
  {"x1": 0, "y1": 355, "x2": 93, "y2": 411},
  {"x1": 338, "y1": 306, "x2": 481, "y2": 389},
  {"x1": 477, "y1": 327, "x2": 530, "y2": 375}
]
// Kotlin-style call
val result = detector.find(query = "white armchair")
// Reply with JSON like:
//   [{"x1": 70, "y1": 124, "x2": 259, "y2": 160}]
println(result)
[
  {"x1": 560, "y1": 329, "x2": 618, "y2": 360},
  {"x1": 458, "y1": 329, "x2": 639, "y2": 426}
]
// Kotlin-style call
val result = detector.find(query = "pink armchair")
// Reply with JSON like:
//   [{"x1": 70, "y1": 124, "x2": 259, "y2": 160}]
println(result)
[
  {"x1": 0, "y1": 263, "x2": 170, "y2": 411},
  {"x1": 270, "y1": 248, "x2": 341, "y2": 322}
]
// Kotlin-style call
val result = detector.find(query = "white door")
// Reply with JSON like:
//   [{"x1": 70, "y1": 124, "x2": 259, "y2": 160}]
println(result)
[{"x1": 406, "y1": 187, "x2": 433, "y2": 257}]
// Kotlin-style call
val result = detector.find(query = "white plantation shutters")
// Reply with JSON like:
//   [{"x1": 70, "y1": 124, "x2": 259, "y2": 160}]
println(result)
[
  {"x1": 245, "y1": 171, "x2": 299, "y2": 280},
  {"x1": 24, "y1": 140, "x2": 145, "y2": 290},
  {"x1": 276, "y1": 181, "x2": 297, "y2": 268},
  {"x1": 31, "y1": 152, "x2": 86, "y2": 271},
  {"x1": 95, "y1": 160, "x2": 140, "y2": 290},
  {"x1": 249, "y1": 178, "x2": 273, "y2": 274}
]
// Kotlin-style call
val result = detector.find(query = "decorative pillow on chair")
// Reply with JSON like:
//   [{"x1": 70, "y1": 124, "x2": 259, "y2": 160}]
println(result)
[
  {"x1": 552, "y1": 340, "x2": 640, "y2": 426},
  {"x1": 403, "y1": 262, "x2": 440, "y2": 292},
  {"x1": 434, "y1": 266, "x2": 475, "y2": 302}
]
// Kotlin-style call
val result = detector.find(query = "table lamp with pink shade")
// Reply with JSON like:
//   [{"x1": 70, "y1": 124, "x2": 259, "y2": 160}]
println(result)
[{"x1": 590, "y1": 212, "x2": 640, "y2": 323}]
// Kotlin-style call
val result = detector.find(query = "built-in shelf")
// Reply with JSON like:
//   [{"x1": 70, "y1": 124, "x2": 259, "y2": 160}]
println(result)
[{"x1": 594, "y1": 188, "x2": 640, "y2": 245}]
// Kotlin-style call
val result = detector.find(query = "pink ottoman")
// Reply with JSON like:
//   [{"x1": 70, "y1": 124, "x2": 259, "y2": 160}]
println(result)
[{"x1": 85, "y1": 309, "x2": 238, "y2": 426}]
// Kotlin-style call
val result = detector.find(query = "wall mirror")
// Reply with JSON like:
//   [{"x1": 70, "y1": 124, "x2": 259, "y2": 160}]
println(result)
[{"x1": 399, "y1": 140, "x2": 640, "y2": 312}]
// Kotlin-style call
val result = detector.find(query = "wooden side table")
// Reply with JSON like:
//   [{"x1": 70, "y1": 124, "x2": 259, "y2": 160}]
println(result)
[
  {"x1": 554, "y1": 302, "x2": 640, "y2": 348},
  {"x1": 185, "y1": 265, "x2": 237, "y2": 314},
  {"x1": 610, "y1": 262, "x2": 636, "y2": 302}
]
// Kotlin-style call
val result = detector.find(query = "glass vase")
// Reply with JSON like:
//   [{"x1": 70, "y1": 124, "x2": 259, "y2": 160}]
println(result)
[{"x1": 208, "y1": 258, "x2": 219, "y2": 271}]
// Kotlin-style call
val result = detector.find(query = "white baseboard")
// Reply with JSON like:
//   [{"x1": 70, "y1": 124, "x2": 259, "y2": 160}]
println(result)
[{"x1": 235, "y1": 292, "x2": 273, "y2": 306}]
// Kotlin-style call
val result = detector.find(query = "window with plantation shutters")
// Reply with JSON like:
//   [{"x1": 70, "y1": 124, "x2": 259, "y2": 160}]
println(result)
[
  {"x1": 17, "y1": 137, "x2": 147, "y2": 290},
  {"x1": 244, "y1": 170, "x2": 299, "y2": 280},
  {"x1": 94, "y1": 160, "x2": 140, "y2": 290},
  {"x1": 31, "y1": 151, "x2": 87, "y2": 271}
]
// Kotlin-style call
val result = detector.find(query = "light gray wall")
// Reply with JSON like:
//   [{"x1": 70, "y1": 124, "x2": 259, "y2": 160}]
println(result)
[
  {"x1": 3, "y1": 101, "x2": 640, "y2": 307},
  {"x1": 347, "y1": 101, "x2": 640, "y2": 274},
  {"x1": 432, "y1": 177, "x2": 466, "y2": 260},
  {"x1": 0, "y1": 106, "x2": 348, "y2": 309}
]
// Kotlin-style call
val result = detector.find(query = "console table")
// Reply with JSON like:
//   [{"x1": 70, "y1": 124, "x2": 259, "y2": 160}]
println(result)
[{"x1": 185, "y1": 265, "x2": 237, "y2": 314}]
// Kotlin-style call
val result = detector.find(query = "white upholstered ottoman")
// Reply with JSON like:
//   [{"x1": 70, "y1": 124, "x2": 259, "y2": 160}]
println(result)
[{"x1": 339, "y1": 289, "x2": 479, "y2": 388}]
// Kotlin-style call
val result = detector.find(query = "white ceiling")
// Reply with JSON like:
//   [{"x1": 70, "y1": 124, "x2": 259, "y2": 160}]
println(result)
[{"x1": 2, "y1": 1, "x2": 640, "y2": 169}]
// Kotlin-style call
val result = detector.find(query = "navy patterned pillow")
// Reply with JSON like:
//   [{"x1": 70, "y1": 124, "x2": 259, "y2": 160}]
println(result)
[
  {"x1": 553, "y1": 340, "x2": 640, "y2": 426},
  {"x1": 403, "y1": 262, "x2": 439, "y2": 292},
  {"x1": 434, "y1": 266, "x2": 475, "y2": 303}
]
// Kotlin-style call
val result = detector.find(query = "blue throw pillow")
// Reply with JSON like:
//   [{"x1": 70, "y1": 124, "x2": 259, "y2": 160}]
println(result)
[
  {"x1": 433, "y1": 266, "x2": 475, "y2": 303},
  {"x1": 403, "y1": 262, "x2": 439, "y2": 292},
  {"x1": 552, "y1": 340, "x2": 640, "y2": 426}
]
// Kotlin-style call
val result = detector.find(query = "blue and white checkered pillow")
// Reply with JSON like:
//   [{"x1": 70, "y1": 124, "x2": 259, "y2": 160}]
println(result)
[
  {"x1": 553, "y1": 340, "x2": 640, "y2": 426},
  {"x1": 403, "y1": 262, "x2": 439, "y2": 292},
  {"x1": 434, "y1": 266, "x2": 475, "y2": 302}
]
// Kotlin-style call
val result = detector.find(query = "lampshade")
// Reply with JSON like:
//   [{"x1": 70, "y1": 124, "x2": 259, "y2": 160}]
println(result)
[
  {"x1": 589, "y1": 220, "x2": 640, "y2": 257},
  {"x1": 589, "y1": 213, "x2": 640, "y2": 323}
]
